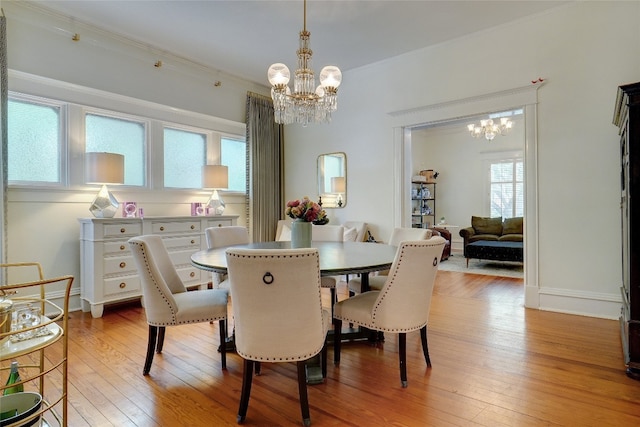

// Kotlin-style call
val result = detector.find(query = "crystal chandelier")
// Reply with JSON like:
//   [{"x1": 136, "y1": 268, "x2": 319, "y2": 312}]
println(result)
[
  {"x1": 467, "y1": 117, "x2": 514, "y2": 141},
  {"x1": 267, "y1": 0, "x2": 342, "y2": 126}
]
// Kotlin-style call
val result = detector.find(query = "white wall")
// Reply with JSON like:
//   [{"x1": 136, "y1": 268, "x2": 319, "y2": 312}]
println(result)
[
  {"x1": 2, "y1": 2, "x2": 268, "y2": 310},
  {"x1": 284, "y1": 1, "x2": 640, "y2": 318}
]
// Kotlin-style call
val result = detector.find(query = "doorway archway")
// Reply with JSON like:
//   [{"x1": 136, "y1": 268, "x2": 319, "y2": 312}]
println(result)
[{"x1": 389, "y1": 84, "x2": 542, "y2": 309}]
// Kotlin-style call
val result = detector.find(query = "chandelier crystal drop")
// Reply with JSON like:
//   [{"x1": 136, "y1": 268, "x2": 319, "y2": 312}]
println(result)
[
  {"x1": 467, "y1": 117, "x2": 514, "y2": 141},
  {"x1": 267, "y1": 0, "x2": 342, "y2": 126}
]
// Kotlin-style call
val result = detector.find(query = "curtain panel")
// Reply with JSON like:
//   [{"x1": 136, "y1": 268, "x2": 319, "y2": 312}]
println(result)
[{"x1": 245, "y1": 92, "x2": 284, "y2": 242}]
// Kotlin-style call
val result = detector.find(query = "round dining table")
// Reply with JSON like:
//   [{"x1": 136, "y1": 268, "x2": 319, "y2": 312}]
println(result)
[
  {"x1": 191, "y1": 240, "x2": 398, "y2": 292},
  {"x1": 191, "y1": 240, "x2": 398, "y2": 384}
]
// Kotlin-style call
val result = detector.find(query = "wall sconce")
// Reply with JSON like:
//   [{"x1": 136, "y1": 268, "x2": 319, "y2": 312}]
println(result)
[
  {"x1": 85, "y1": 152, "x2": 125, "y2": 218},
  {"x1": 202, "y1": 165, "x2": 228, "y2": 215},
  {"x1": 331, "y1": 176, "x2": 346, "y2": 207}
]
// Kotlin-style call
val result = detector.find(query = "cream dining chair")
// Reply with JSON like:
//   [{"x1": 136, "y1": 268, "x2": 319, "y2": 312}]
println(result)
[
  {"x1": 128, "y1": 235, "x2": 228, "y2": 375},
  {"x1": 312, "y1": 225, "x2": 345, "y2": 317},
  {"x1": 204, "y1": 225, "x2": 250, "y2": 290},
  {"x1": 226, "y1": 247, "x2": 330, "y2": 426},
  {"x1": 333, "y1": 237, "x2": 446, "y2": 387},
  {"x1": 348, "y1": 227, "x2": 432, "y2": 294}
]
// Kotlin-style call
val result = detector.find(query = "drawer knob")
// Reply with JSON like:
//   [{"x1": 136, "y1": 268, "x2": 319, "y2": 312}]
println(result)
[
  {"x1": 218, "y1": 224, "x2": 222, "y2": 227},
  {"x1": 160, "y1": 226, "x2": 165, "y2": 231},
  {"x1": 119, "y1": 262, "x2": 126, "y2": 269},
  {"x1": 191, "y1": 239, "x2": 195, "y2": 244},
  {"x1": 120, "y1": 228, "x2": 126, "y2": 233},
  {"x1": 190, "y1": 272, "x2": 195, "y2": 278},
  {"x1": 120, "y1": 245, "x2": 125, "y2": 251},
  {"x1": 119, "y1": 282, "x2": 126, "y2": 289},
  {"x1": 190, "y1": 225, "x2": 195, "y2": 230}
]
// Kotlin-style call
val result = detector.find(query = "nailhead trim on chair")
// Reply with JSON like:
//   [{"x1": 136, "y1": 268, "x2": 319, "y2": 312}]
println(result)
[
  {"x1": 131, "y1": 241, "x2": 227, "y2": 326},
  {"x1": 335, "y1": 240, "x2": 441, "y2": 333},
  {"x1": 227, "y1": 250, "x2": 324, "y2": 361}
]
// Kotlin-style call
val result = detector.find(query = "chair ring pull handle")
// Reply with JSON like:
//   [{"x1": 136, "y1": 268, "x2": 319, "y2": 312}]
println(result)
[
  {"x1": 433, "y1": 257, "x2": 438, "y2": 266},
  {"x1": 263, "y1": 272, "x2": 274, "y2": 285}
]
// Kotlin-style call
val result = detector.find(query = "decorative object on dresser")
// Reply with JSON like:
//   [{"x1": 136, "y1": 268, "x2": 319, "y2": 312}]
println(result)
[
  {"x1": 202, "y1": 164, "x2": 228, "y2": 215},
  {"x1": 85, "y1": 152, "x2": 125, "y2": 218},
  {"x1": 78, "y1": 215, "x2": 238, "y2": 318},
  {"x1": 613, "y1": 81, "x2": 640, "y2": 380}
]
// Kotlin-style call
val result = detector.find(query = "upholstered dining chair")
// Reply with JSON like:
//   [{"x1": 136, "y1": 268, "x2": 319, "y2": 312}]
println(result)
[
  {"x1": 312, "y1": 225, "x2": 345, "y2": 316},
  {"x1": 204, "y1": 225, "x2": 250, "y2": 289},
  {"x1": 128, "y1": 235, "x2": 228, "y2": 375},
  {"x1": 348, "y1": 227, "x2": 432, "y2": 294},
  {"x1": 225, "y1": 247, "x2": 330, "y2": 426},
  {"x1": 334, "y1": 237, "x2": 446, "y2": 387}
]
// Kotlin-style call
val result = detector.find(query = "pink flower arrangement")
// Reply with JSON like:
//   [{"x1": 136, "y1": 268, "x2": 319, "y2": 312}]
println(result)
[{"x1": 285, "y1": 197, "x2": 329, "y2": 224}]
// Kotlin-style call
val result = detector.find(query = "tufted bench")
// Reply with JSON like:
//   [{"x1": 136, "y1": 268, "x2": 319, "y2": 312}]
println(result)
[{"x1": 465, "y1": 240, "x2": 523, "y2": 267}]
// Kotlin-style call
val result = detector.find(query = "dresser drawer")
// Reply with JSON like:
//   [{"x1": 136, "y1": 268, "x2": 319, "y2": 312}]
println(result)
[
  {"x1": 104, "y1": 255, "x2": 137, "y2": 275},
  {"x1": 104, "y1": 222, "x2": 143, "y2": 238},
  {"x1": 152, "y1": 221, "x2": 201, "y2": 234},
  {"x1": 104, "y1": 241, "x2": 131, "y2": 255},
  {"x1": 103, "y1": 275, "x2": 141, "y2": 297},
  {"x1": 163, "y1": 235, "x2": 201, "y2": 250},
  {"x1": 177, "y1": 266, "x2": 202, "y2": 284},
  {"x1": 205, "y1": 218, "x2": 233, "y2": 228},
  {"x1": 169, "y1": 249, "x2": 200, "y2": 266}
]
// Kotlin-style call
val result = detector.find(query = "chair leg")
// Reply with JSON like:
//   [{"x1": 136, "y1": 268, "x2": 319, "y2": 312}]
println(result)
[
  {"x1": 399, "y1": 332, "x2": 408, "y2": 388},
  {"x1": 297, "y1": 360, "x2": 311, "y2": 427},
  {"x1": 321, "y1": 344, "x2": 327, "y2": 379},
  {"x1": 219, "y1": 319, "x2": 227, "y2": 370},
  {"x1": 255, "y1": 361, "x2": 261, "y2": 375},
  {"x1": 237, "y1": 359, "x2": 254, "y2": 424},
  {"x1": 156, "y1": 326, "x2": 166, "y2": 353},
  {"x1": 330, "y1": 288, "x2": 336, "y2": 324},
  {"x1": 420, "y1": 325, "x2": 432, "y2": 368},
  {"x1": 333, "y1": 319, "x2": 342, "y2": 366},
  {"x1": 143, "y1": 325, "x2": 158, "y2": 375}
]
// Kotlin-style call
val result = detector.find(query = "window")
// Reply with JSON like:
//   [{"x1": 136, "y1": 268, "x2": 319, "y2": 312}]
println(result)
[
  {"x1": 8, "y1": 86, "x2": 245, "y2": 192},
  {"x1": 221, "y1": 137, "x2": 247, "y2": 192},
  {"x1": 8, "y1": 97, "x2": 63, "y2": 184},
  {"x1": 163, "y1": 127, "x2": 207, "y2": 189},
  {"x1": 489, "y1": 159, "x2": 523, "y2": 218},
  {"x1": 163, "y1": 128, "x2": 246, "y2": 191},
  {"x1": 85, "y1": 112, "x2": 146, "y2": 186}
]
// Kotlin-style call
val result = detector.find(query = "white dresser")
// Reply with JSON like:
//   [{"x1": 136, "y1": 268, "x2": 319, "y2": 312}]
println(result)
[{"x1": 78, "y1": 215, "x2": 238, "y2": 317}]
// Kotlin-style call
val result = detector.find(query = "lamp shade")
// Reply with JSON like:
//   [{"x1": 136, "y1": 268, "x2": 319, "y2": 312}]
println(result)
[
  {"x1": 202, "y1": 165, "x2": 228, "y2": 189},
  {"x1": 85, "y1": 152, "x2": 125, "y2": 184},
  {"x1": 331, "y1": 176, "x2": 346, "y2": 193}
]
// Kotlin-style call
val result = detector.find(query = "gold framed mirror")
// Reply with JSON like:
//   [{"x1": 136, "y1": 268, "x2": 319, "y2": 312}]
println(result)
[{"x1": 317, "y1": 152, "x2": 346, "y2": 208}]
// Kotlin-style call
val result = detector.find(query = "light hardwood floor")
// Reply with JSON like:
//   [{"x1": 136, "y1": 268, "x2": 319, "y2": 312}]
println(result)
[{"x1": 30, "y1": 270, "x2": 640, "y2": 426}]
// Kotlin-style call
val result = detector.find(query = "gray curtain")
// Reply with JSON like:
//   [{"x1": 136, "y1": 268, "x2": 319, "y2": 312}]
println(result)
[
  {"x1": 1, "y1": 11, "x2": 7, "y2": 265},
  {"x1": 245, "y1": 92, "x2": 284, "y2": 242}
]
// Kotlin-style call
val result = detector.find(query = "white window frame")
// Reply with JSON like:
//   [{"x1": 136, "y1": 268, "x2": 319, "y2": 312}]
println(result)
[
  {"x1": 8, "y1": 92, "x2": 68, "y2": 188},
  {"x1": 483, "y1": 150, "x2": 524, "y2": 218}
]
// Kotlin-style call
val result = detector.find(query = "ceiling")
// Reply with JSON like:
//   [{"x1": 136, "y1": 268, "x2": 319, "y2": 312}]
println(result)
[{"x1": 29, "y1": 1, "x2": 568, "y2": 87}]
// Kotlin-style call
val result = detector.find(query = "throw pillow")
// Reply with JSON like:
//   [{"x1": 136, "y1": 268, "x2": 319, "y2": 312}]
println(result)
[
  {"x1": 343, "y1": 227, "x2": 358, "y2": 242},
  {"x1": 471, "y1": 216, "x2": 503, "y2": 235},
  {"x1": 502, "y1": 217, "x2": 523, "y2": 235}
]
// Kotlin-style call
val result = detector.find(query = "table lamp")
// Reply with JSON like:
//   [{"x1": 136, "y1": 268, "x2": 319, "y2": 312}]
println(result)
[
  {"x1": 202, "y1": 164, "x2": 228, "y2": 215},
  {"x1": 85, "y1": 152, "x2": 125, "y2": 218},
  {"x1": 331, "y1": 176, "x2": 346, "y2": 207}
]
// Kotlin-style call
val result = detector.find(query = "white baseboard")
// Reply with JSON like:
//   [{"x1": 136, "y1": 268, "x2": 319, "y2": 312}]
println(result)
[{"x1": 535, "y1": 287, "x2": 621, "y2": 320}]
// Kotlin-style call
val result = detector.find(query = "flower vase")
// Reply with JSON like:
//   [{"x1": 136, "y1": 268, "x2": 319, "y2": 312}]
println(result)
[{"x1": 291, "y1": 220, "x2": 312, "y2": 248}]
